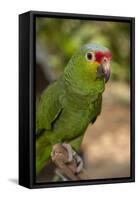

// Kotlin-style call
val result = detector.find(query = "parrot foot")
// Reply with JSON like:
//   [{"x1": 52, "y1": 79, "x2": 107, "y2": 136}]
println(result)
[
  {"x1": 62, "y1": 143, "x2": 84, "y2": 174},
  {"x1": 62, "y1": 143, "x2": 73, "y2": 163},
  {"x1": 51, "y1": 143, "x2": 83, "y2": 174},
  {"x1": 51, "y1": 143, "x2": 88, "y2": 180}
]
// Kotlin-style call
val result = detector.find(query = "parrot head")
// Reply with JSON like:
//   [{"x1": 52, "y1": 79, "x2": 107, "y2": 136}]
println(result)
[{"x1": 64, "y1": 44, "x2": 112, "y2": 94}]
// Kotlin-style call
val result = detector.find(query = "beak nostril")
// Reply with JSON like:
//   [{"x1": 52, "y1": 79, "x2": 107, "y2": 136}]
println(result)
[{"x1": 102, "y1": 57, "x2": 108, "y2": 63}]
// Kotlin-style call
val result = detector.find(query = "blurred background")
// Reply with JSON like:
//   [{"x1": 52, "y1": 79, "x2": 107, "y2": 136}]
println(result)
[{"x1": 36, "y1": 17, "x2": 131, "y2": 182}]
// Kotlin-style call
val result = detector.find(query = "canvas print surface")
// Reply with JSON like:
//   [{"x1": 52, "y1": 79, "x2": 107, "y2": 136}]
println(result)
[{"x1": 35, "y1": 17, "x2": 131, "y2": 183}]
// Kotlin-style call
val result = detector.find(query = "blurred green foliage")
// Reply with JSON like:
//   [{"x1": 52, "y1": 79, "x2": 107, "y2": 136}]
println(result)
[{"x1": 36, "y1": 17, "x2": 130, "y2": 83}]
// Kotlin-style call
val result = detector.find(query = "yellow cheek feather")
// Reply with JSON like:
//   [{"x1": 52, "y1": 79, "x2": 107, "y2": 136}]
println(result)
[
  {"x1": 93, "y1": 61, "x2": 100, "y2": 65},
  {"x1": 87, "y1": 61, "x2": 100, "y2": 73},
  {"x1": 84, "y1": 61, "x2": 100, "y2": 81}
]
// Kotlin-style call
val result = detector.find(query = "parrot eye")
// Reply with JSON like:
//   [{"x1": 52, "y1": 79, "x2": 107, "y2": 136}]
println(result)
[{"x1": 86, "y1": 52, "x2": 95, "y2": 61}]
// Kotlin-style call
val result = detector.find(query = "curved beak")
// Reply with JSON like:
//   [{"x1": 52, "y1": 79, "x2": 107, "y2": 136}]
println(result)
[{"x1": 97, "y1": 60, "x2": 110, "y2": 83}]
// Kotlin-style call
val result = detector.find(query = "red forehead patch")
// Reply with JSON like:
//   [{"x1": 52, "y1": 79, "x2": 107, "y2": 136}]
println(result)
[{"x1": 95, "y1": 51, "x2": 112, "y2": 62}]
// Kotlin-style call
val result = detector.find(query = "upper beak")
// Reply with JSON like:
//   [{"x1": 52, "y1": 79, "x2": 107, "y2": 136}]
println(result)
[{"x1": 97, "y1": 59, "x2": 110, "y2": 83}]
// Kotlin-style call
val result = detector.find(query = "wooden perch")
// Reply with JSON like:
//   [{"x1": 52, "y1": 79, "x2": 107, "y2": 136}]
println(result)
[{"x1": 51, "y1": 144, "x2": 89, "y2": 181}]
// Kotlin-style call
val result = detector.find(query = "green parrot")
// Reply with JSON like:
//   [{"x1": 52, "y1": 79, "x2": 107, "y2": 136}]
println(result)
[{"x1": 36, "y1": 44, "x2": 112, "y2": 175}]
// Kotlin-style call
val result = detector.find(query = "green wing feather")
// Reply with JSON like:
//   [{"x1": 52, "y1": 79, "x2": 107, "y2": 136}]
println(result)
[
  {"x1": 36, "y1": 81, "x2": 63, "y2": 134},
  {"x1": 36, "y1": 81, "x2": 64, "y2": 174},
  {"x1": 91, "y1": 95, "x2": 102, "y2": 124}
]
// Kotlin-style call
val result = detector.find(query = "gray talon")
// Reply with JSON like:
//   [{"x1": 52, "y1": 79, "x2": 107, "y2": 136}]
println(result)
[
  {"x1": 72, "y1": 151, "x2": 83, "y2": 173},
  {"x1": 75, "y1": 156, "x2": 83, "y2": 173},
  {"x1": 62, "y1": 143, "x2": 73, "y2": 163}
]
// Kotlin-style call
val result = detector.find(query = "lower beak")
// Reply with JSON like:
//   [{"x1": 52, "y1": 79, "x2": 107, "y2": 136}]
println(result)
[{"x1": 97, "y1": 61, "x2": 110, "y2": 83}]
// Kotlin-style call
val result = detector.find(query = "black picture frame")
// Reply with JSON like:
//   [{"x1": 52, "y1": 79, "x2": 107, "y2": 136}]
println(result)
[{"x1": 19, "y1": 10, "x2": 135, "y2": 189}]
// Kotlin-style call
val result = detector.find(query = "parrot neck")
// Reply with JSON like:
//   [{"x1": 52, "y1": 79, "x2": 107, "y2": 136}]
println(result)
[
  {"x1": 59, "y1": 75, "x2": 103, "y2": 102},
  {"x1": 62, "y1": 71, "x2": 105, "y2": 98}
]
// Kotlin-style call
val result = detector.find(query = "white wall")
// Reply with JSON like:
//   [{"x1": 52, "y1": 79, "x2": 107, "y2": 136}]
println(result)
[{"x1": 0, "y1": 0, "x2": 137, "y2": 199}]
